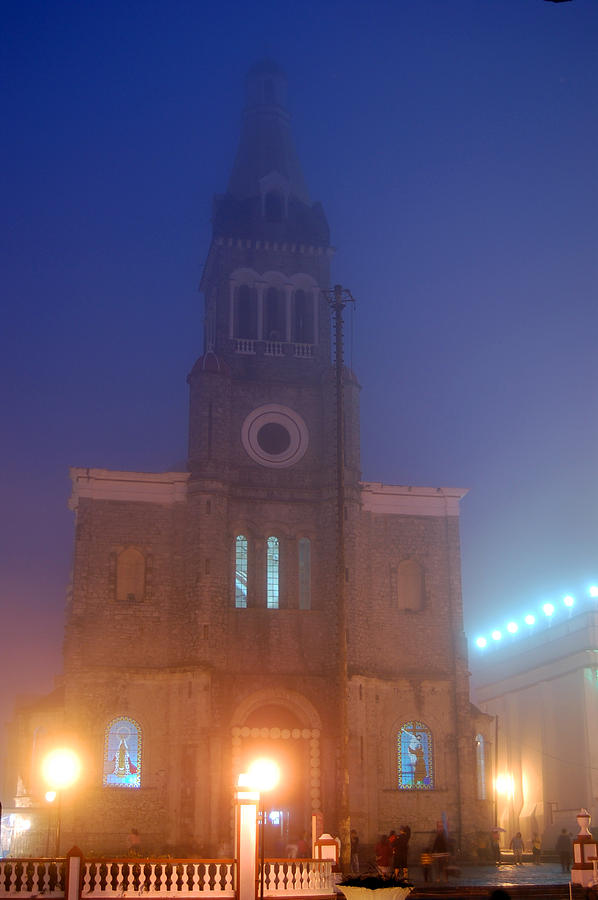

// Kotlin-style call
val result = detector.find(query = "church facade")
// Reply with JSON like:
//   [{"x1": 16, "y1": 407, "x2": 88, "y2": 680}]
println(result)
[{"x1": 5, "y1": 62, "x2": 492, "y2": 859}]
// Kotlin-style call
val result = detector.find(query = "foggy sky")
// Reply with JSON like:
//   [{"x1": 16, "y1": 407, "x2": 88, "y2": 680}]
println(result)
[{"x1": 1, "y1": 0, "x2": 597, "y2": 758}]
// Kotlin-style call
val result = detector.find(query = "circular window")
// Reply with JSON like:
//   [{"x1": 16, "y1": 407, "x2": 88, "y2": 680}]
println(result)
[{"x1": 241, "y1": 404, "x2": 309, "y2": 468}]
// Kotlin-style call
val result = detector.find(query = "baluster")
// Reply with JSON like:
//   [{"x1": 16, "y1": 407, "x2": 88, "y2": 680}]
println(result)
[
  {"x1": 148, "y1": 863, "x2": 157, "y2": 894},
  {"x1": 211, "y1": 864, "x2": 221, "y2": 893},
  {"x1": 82, "y1": 862, "x2": 92, "y2": 894},
  {"x1": 31, "y1": 863, "x2": 41, "y2": 894},
  {"x1": 224, "y1": 864, "x2": 233, "y2": 893},
  {"x1": 9, "y1": 863, "x2": 17, "y2": 892},
  {"x1": 159, "y1": 865, "x2": 168, "y2": 893},
  {"x1": 191, "y1": 864, "x2": 200, "y2": 894},
  {"x1": 202, "y1": 865, "x2": 210, "y2": 892}
]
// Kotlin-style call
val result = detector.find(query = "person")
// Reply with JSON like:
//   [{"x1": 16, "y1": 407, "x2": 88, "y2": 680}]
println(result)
[
  {"x1": 296, "y1": 833, "x2": 310, "y2": 858},
  {"x1": 531, "y1": 832, "x2": 541, "y2": 865},
  {"x1": 393, "y1": 826, "x2": 410, "y2": 880},
  {"x1": 490, "y1": 829, "x2": 501, "y2": 866},
  {"x1": 431, "y1": 822, "x2": 449, "y2": 882},
  {"x1": 350, "y1": 829, "x2": 359, "y2": 874},
  {"x1": 509, "y1": 832, "x2": 524, "y2": 865},
  {"x1": 375, "y1": 834, "x2": 393, "y2": 877},
  {"x1": 555, "y1": 829, "x2": 572, "y2": 872}
]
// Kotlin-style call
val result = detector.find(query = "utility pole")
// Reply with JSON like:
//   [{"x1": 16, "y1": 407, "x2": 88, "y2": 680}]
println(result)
[{"x1": 325, "y1": 284, "x2": 355, "y2": 872}]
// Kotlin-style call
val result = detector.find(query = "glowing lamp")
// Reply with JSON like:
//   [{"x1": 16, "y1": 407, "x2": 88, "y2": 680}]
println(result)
[
  {"x1": 42, "y1": 748, "x2": 81, "y2": 791},
  {"x1": 542, "y1": 603, "x2": 554, "y2": 617},
  {"x1": 45, "y1": 791, "x2": 57, "y2": 803},
  {"x1": 246, "y1": 758, "x2": 280, "y2": 793},
  {"x1": 495, "y1": 773, "x2": 514, "y2": 797},
  {"x1": 524, "y1": 614, "x2": 535, "y2": 625},
  {"x1": 476, "y1": 637, "x2": 487, "y2": 648},
  {"x1": 507, "y1": 622, "x2": 518, "y2": 634},
  {"x1": 491, "y1": 630, "x2": 502, "y2": 641},
  {"x1": 589, "y1": 586, "x2": 598, "y2": 598},
  {"x1": 563, "y1": 595, "x2": 575, "y2": 608}
]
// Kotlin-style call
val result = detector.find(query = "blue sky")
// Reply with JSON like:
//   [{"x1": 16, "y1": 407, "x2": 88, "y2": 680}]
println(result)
[{"x1": 1, "y1": 0, "x2": 597, "y2": 740}]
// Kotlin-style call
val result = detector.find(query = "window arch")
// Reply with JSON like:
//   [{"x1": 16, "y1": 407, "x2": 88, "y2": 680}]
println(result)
[
  {"x1": 264, "y1": 191, "x2": 284, "y2": 223},
  {"x1": 235, "y1": 535, "x2": 248, "y2": 608},
  {"x1": 293, "y1": 289, "x2": 314, "y2": 344},
  {"x1": 264, "y1": 287, "x2": 285, "y2": 340},
  {"x1": 103, "y1": 716, "x2": 142, "y2": 788},
  {"x1": 116, "y1": 547, "x2": 145, "y2": 603},
  {"x1": 475, "y1": 733, "x2": 486, "y2": 799},
  {"x1": 267, "y1": 536, "x2": 280, "y2": 608},
  {"x1": 235, "y1": 285, "x2": 257, "y2": 339},
  {"x1": 397, "y1": 559, "x2": 424, "y2": 611},
  {"x1": 397, "y1": 721, "x2": 434, "y2": 790},
  {"x1": 298, "y1": 538, "x2": 311, "y2": 610}
]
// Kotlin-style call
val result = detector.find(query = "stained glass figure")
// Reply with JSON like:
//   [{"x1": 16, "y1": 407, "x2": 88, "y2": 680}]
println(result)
[
  {"x1": 235, "y1": 535, "x2": 248, "y2": 608},
  {"x1": 103, "y1": 717, "x2": 142, "y2": 788},
  {"x1": 397, "y1": 721, "x2": 433, "y2": 790}
]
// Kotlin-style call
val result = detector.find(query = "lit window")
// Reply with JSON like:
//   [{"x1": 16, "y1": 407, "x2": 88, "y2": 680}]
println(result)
[
  {"x1": 235, "y1": 535, "x2": 248, "y2": 608},
  {"x1": 116, "y1": 547, "x2": 145, "y2": 603},
  {"x1": 475, "y1": 734, "x2": 486, "y2": 799},
  {"x1": 103, "y1": 717, "x2": 142, "y2": 789},
  {"x1": 298, "y1": 538, "x2": 311, "y2": 610},
  {"x1": 267, "y1": 536, "x2": 280, "y2": 609},
  {"x1": 397, "y1": 721, "x2": 434, "y2": 790},
  {"x1": 397, "y1": 559, "x2": 424, "y2": 611}
]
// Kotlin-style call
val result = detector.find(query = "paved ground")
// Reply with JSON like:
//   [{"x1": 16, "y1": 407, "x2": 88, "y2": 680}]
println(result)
[{"x1": 412, "y1": 861, "x2": 573, "y2": 887}]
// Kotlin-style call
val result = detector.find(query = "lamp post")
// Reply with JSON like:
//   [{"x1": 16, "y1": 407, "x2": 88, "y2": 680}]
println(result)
[
  {"x1": 41, "y1": 749, "x2": 81, "y2": 856},
  {"x1": 246, "y1": 759, "x2": 280, "y2": 900}
]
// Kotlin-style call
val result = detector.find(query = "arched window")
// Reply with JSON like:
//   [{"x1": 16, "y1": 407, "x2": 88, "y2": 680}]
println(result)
[
  {"x1": 103, "y1": 716, "x2": 142, "y2": 789},
  {"x1": 298, "y1": 538, "x2": 311, "y2": 610},
  {"x1": 267, "y1": 536, "x2": 280, "y2": 609},
  {"x1": 236, "y1": 285, "x2": 257, "y2": 339},
  {"x1": 116, "y1": 547, "x2": 145, "y2": 603},
  {"x1": 397, "y1": 559, "x2": 424, "y2": 611},
  {"x1": 235, "y1": 535, "x2": 248, "y2": 608},
  {"x1": 293, "y1": 289, "x2": 314, "y2": 344},
  {"x1": 475, "y1": 733, "x2": 486, "y2": 799},
  {"x1": 264, "y1": 191, "x2": 284, "y2": 223},
  {"x1": 397, "y1": 721, "x2": 434, "y2": 790},
  {"x1": 264, "y1": 287, "x2": 285, "y2": 340}
]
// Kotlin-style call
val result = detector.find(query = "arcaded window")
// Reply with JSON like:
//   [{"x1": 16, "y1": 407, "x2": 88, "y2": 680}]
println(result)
[
  {"x1": 264, "y1": 191, "x2": 283, "y2": 223},
  {"x1": 397, "y1": 559, "x2": 424, "y2": 611},
  {"x1": 236, "y1": 284, "x2": 257, "y2": 339},
  {"x1": 103, "y1": 716, "x2": 142, "y2": 789},
  {"x1": 475, "y1": 733, "x2": 486, "y2": 799},
  {"x1": 265, "y1": 287, "x2": 285, "y2": 341},
  {"x1": 235, "y1": 535, "x2": 248, "y2": 608},
  {"x1": 293, "y1": 289, "x2": 314, "y2": 344},
  {"x1": 397, "y1": 721, "x2": 434, "y2": 790},
  {"x1": 267, "y1": 536, "x2": 280, "y2": 608},
  {"x1": 298, "y1": 538, "x2": 311, "y2": 609},
  {"x1": 116, "y1": 547, "x2": 145, "y2": 603}
]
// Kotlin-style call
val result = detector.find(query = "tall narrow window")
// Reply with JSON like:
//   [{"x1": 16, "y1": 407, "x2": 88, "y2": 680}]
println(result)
[
  {"x1": 235, "y1": 535, "x2": 248, "y2": 608},
  {"x1": 236, "y1": 285, "x2": 257, "y2": 339},
  {"x1": 103, "y1": 716, "x2": 142, "y2": 789},
  {"x1": 298, "y1": 538, "x2": 311, "y2": 610},
  {"x1": 397, "y1": 721, "x2": 434, "y2": 790},
  {"x1": 265, "y1": 287, "x2": 285, "y2": 341},
  {"x1": 475, "y1": 733, "x2": 486, "y2": 799},
  {"x1": 116, "y1": 547, "x2": 145, "y2": 603},
  {"x1": 397, "y1": 559, "x2": 424, "y2": 611},
  {"x1": 267, "y1": 536, "x2": 279, "y2": 609},
  {"x1": 293, "y1": 290, "x2": 314, "y2": 344}
]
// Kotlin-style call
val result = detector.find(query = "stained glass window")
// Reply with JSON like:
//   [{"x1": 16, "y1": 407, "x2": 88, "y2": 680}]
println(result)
[
  {"x1": 103, "y1": 717, "x2": 142, "y2": 789},
  {"x1": 235, "y1": 535, "x2": 248, "y2": 608},
  {"x1": 267, "y1": 536, "x2": 279, "y2": 609},
  {"x1": 397, "y1": 721, "x2": 434, "y2": 790},
  {"x1": 298, "y1": 538, "x2": 311, "y2": 609}
]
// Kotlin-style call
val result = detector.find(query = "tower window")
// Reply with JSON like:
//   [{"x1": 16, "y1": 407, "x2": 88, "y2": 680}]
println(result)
[
  {"x1": 397, "y1": 721, "x2": 434, "y2": 790},
  {"x1": 116, "y1": 547, "x2": 145, "y2": 603},
  {"x1": 235, "y1": 535, "x2": 248, "y2": 608},
  {"x1": 475, "y1": 733, "x2": 486, "y2": 799},
  {"x1": 235, "y1": 284, "x2": 257, "y2": 339},
  {"x1": 298, "y1": 537, "x2": 311, "y2": 610},
  {"x1": 397, "y1": 559, "x2": 424, "y2": 611},
  {"x1": 265, "y1": 287, "x2": 285, "y2": 341},
  {"x1": 264, "y1": 191, "x2": 284, "y2": 223},
  {"x1": 293, "y1": 290, "x2": 314, "y2": 344},
  {"x1": 267, "y1": 536, "x2": 280, "y2": 608}
]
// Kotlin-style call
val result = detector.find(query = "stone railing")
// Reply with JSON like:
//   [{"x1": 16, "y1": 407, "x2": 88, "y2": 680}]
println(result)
[{"x1": 0, "y1": 857, "x2": 334, "y2": 899}]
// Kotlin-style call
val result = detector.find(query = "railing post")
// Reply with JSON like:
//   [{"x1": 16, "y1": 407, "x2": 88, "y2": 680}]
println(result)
[
  {"x1": 64, "y1": 847, "x2": 84, "y2": 900},
  {"x1": 235, "y1": 786, "x2": 258, "y2": 900}
]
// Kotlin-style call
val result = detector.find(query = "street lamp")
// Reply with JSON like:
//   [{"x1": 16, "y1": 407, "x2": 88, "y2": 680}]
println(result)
[
  {"x1": 246, "y1": 759, "x2": 280, "y2": 900},
  {"x1": 41, "y1": 749, "x2": 81, "y2": 856}
]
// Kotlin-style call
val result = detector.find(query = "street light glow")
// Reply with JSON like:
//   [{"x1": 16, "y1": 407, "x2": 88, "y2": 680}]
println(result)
[
  {"x1": 563, "y1": 595, "x2": 575, "y2": 607},
  {"x1": 507, "y1": 622, "x2": 518, "y2": 634},
  {"x1": 476, "y1": 637, "x2": 487, "y2": 648},
  {"x1": 246, "y1": 758, "x2": 280, "y2": 793},
  {"x1": 42, "y1": 748, "x2": 81, "y2": 790},
  {"x1": 491, "y1": 630, "x2": 502, "y2": 641},
  {"x1": 589, "y1": 585, "x2": 598, "y2": 598},
  {"x1": 524, "y1": 614, "x2": 535, "y2": 625},
  {"x1": 542, "y1": 603, "x2": 554, "y2": 617}
]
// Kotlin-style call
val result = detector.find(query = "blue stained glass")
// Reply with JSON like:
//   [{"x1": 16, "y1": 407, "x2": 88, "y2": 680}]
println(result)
[
  {"x1": 103, "y1": 716, "x2": 142, "y2": 789},
  {"x1": 397, "y1": 721, "x2": 433, "y2": 790},
  {"x1": 235, "y1": 535, "x2": 248, "y2": 608},
  {"x1": 267, "y1": 536, "x2": 279, "y2": 608}
]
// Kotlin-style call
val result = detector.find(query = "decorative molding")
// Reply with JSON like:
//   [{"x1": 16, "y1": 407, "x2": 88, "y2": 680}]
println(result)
[
  {"x1": 69, "y1": 468, "x2": 189, "y2": 508},
  {"x1": 360, "y1": 483, "x2": 467, "y2": 518}
]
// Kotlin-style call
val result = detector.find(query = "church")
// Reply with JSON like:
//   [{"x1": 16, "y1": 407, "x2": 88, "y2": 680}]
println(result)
[{"x1": 5, "y1": 61, "x2": 492, "y2": 859}]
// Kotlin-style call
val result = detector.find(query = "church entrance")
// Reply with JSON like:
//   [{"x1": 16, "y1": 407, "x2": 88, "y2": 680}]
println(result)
[{"x1": 232, "y1": 703, "x2": 320, "y2": 856}]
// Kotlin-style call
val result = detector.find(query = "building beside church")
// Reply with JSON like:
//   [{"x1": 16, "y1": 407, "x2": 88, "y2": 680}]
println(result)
[{"x1": 4, "y1": 61, "x2": 492, "y2": 859}]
